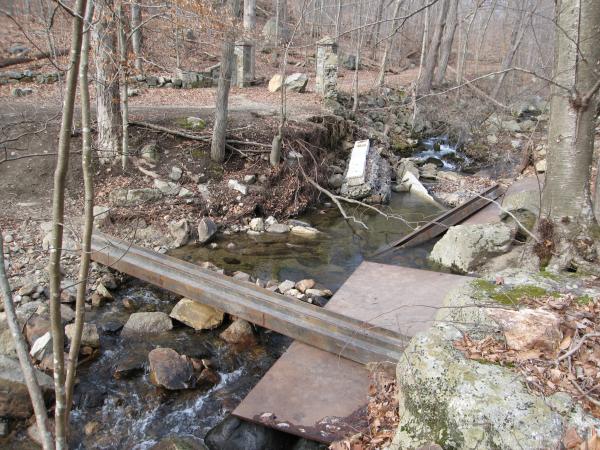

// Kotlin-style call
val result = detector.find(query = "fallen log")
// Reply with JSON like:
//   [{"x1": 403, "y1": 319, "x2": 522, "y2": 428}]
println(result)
[{"x1": 0, "y1": 48, "x2": 68, "y2": 69}]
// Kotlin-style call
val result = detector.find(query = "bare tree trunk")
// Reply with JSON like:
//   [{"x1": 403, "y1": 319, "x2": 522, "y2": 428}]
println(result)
[
  {"x1": 456, "y1": 0, "x2": 482, "y2": 87},
  {"x1": 377, "y1": 0, "x2": 403, "y2": 87},
  {"x1": 1, "y1": 234, "x2": 53, "y2": 450},
  {"x1": 474, "y1": 0, "x2": 497, "y2": 74},
  {"x1": 352, "y1": 0, "x2": 363, "y2": 113},
  {"x1": 491, "y1": 2, "x2": 536, "y2": 99},
  {"x1": 211, "y1": 0, "x2": 241, "y2": 163},
  {"x1": 335, "y1": 0, "x2": 342, "y2": 38},
  {"x1": 64, "y1": 0, "x2": 94, "y2": 417},
  {"x1": 370, "y1": 0, "x2": 385, "y2": 60},
  {"x1": 539, "y1": 0, "x2": 600, "y2": 271},
  {"x1": 417, "y1": 0, "x2": 450, "y2": 94},
  {"x1": 94, "y1": 0, "x2": 122, "y2": 163},
  {"x1": 131, "y1": 2, "x2": 143, "y2": 73},
  {"x1": 243, "y1": 0, "x2": 256, "y2": 79},
  {"x1": 275, "y1": 0, "x2": 287, "y2": 43},
  {"x1": 118, "y1": 1, "x2": 129, "y2": 171},
  {"x1": 48, "y1": 0, "x2": 87, "y2": 447},
  {"x1": 433, "y1": 0, "x2": 458, "y2": 86}
]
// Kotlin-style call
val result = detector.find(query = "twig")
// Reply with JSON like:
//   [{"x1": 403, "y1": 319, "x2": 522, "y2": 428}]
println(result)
[
  {"x1": 557, "y1": 332, "x2": 600, "y2": 363},
  {"x1": 571, "y1": 379, "x2": 600, "y2": 408}
]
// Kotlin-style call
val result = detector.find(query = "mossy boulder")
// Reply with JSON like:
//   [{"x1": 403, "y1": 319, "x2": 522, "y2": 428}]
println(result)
[{"x1": 390, "y1": 272, "x2": 600, "y2": 450}]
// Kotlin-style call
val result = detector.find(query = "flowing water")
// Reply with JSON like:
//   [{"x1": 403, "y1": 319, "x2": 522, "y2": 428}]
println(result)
[{"x1": 10, "y1": 192, "x2": 445, "y2": 449}]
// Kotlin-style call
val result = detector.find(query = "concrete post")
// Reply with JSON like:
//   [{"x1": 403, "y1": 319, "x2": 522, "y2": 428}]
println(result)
[
  {"x1": 234, "y1": 41, "x2": 253, "y2": 88},
  {"x1": 315, "y1": 36, "x2": 338, "y2": 98}
]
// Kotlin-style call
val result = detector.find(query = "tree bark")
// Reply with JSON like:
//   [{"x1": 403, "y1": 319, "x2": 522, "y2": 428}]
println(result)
[
  {"x1": 377, "y1": 0, "x2": 403, "y2": 87},
  {"x1": 243, "y1": 0, "x2": 256, "y2": 80},
  {"x1": 211, "y1": 0, "x2": 241, "y2": 163},
  {"x1": 118, "y1": 1, "x2": 129, "y2": 171},
  {"x1": 352, "y1": 0, "x2": 363, "y2": 113},
  {"x1": 418, "y1": 0, "x2": 450, "y2": 94},
  {"x1": 433, "y1": 0, "x2": 458, "y2": 86},
  {"x1": 539, "y1": 0, "x2": 600, "y2": 271},
  {"x1": 370, "y1": 0, "x2": 385, "y2": 60},
  {"x1": 48, "y1": 0, "x2": 87, "y2": 447},
  {"x1": 94, "y1": 0, "x2": 122, "y2": 163},
  {"x1": 1, "y1": 233, "x2": 53, "y2": 450},
  {"x1": 131, "y1": 2, "x2": 143, "y2": 73},
  {"x1": 64, "y1": 0, "x2": 94, "y2": 418}
]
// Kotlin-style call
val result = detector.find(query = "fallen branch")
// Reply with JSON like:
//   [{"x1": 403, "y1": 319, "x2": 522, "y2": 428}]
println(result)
[
  {"x1": 558, "y1": 332, "x2": 600, "y2": 363},
  {"x1": 130, "y1": 121, "x2": 270, "y2": 149},
  {"x1": 0, "y1": 48, "x2": 69, "y2": 69}
]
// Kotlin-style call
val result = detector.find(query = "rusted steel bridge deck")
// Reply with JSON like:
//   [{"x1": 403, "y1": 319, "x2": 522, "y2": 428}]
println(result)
[{"x1": 90, "y1": 232, "x2": 410, "y2": 366}]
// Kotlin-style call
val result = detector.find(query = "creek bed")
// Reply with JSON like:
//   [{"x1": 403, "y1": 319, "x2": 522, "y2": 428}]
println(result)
[{"x1": 30, "y1": 193, "x2": 445, "y2": 449}]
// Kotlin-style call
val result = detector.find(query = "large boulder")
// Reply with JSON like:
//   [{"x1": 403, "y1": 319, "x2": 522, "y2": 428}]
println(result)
[
  {"x1": 0, "y1": 355, "x2": 54, "y2": 418},
  {"x1": 268, "y1": 73, "x2": 309, "y2": 93},
  {"x1": 169, "y1": 298, "x2": 224, "y2": 331},
  {"x1": 390, "y1": 274, "x2": 600, "y2": 450},
  {"x1": 148, "y1": 347, "x2": 194, "y2": 390},
  {"x1": 429, "y1": 223, "x2": 514, "y2": 273},
  {"x1": 284, "y1": 73, "x2": 308, "y2": 92},
  {"x1": 121, "y1": 312, "x2": 173, "y2": 336}
]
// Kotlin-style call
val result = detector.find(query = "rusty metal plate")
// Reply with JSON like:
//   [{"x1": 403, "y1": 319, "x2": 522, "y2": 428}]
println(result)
[{"x1": 233, "y1": 262, "x2": 470, "y2": 443}]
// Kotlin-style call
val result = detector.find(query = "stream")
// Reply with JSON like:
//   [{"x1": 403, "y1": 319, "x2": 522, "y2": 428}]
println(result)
[
  {"x1": 11, "y1": 191, "x2": 446, "y2": 450},
  {"x1": 73, "y1": 191, "x2": 445, "y2": 449}
]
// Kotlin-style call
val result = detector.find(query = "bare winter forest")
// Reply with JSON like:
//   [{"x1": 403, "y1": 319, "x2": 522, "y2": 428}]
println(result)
[{"x1": 0, "y1": 1, "x2": 599, "y2": 449}]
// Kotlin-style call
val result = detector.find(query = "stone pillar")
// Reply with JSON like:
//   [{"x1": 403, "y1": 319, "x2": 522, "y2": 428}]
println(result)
[
  {"x1": 315, "y1": 36, "x2": 338, "y2": 98},
  {"x1": 234, "y1": 41, "x2": 253, "y2": 88}
]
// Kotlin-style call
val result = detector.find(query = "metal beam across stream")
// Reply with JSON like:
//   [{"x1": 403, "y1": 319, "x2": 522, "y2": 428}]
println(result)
[
  {"x1": 90, "y1": 232, "x2": 410, "y2": 366},
  {"x1": 372, "y1": 183, "x2": 504, "y2": 257}
]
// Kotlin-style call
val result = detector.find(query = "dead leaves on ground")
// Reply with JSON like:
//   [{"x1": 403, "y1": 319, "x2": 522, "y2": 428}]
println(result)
[
  {"x1": 330, "y1": 369, "x2": 399, "y2": 450},
  {"x1": 455, "y1": 293, "x2": 600, "y2": 419}
]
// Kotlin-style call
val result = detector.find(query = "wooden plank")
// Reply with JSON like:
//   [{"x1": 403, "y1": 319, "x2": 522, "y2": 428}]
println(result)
[
  {"x1": 90, "y1": 232, "x2": 410, "y2": 366},
  {"x1": 372, "y1": 184, "x2": 504, "y2": 257},
  {"x1": 233, "y1": 263, "x2": 471, "y2": 443}
]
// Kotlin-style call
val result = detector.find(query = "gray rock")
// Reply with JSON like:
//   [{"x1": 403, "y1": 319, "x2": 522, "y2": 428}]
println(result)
[
  {"x1": 8, "y1": 44, "x2": 29, "y2": 55},
  {"x1": 121, "y1": 312, "x2": 173, "y2": 336},
  {"x1": 170, "y1": 166, "x2": 183, "y2": 181},
  {"x1": 502, "y1": 119, "x2": 521, "y2": 133},
  {"x1": 535, "y1": 159, "x2": 547, "y2": 173},
  {"x1": 186, "y1": 117, "x2": 206, "y2": 130},
  {"x1": 500, "y1": 190, "x2": 540, "y2": 235},
  {"x1": 205, "y1": 415, "x2": 296, "y2": 450},
  {"x1": 284, "y1": 73, "x2": 308, "y2": 93},
  {"x1": 109, "y1": 188, "x2": 162, "y2": 206},
  {"x1": 429, "y1": 223, "x2": 514, "y2": 273},
  {"x1": 148, "y1": 347, "x2": 194, "y2": 390},
  {"x1": 11, "y1": 87, "x2": 33, "y2": 97},
  {"x1": 0, "y1": 355, "x2": 53, "y2": 418},
  {"x1": 197, "y1": 218, "x2": 217, "y2": 244},
  {"x1": 248, "y1": 218, "x2": 264, "y2": 232},
  {"x1": 342, "y1": 54, "x2": 358, "y2": 70},
  {"x1": 141, "y1": 141, "x2": 160, "y2": 163},
  {"x1": 266, "y1": 223, "x2": 289, "y2": 234},
  {"x1": 390, "y1": 277, "x2": 600, "y2": 450},
  {"x1": 290, "y1": 225, "x2": 320, "y2": 237},
  {"x1": 168, "y1": 219, "x2": 191, "y2": 248},
  {"x1": 277, "y1": 280, "x2": 295, "y2": 293},
  {"x1": 65, "y1": 322, "x2": 100, "y2": 348},
  {"x1": 220, "y1": 319, "x2": 255, "y2": 346},
  {"x1": 154, "y1": 179, "x2": 181, "y2": 196},
  {"x1": 228, "y1": 179, "x2": 248, "y2": 195},
  {"x1": 328, "y1": 173, "x2": 344, "y2": 189},
  {"x1": 243, "y1": 174, "x2": 256, "y2": 184},
  {"x1": 486, "y1": 134, "x2": 498, "y2": 144},
  {"x1": 30, "y1": 331, "x2": 52, "y2": 361}
]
